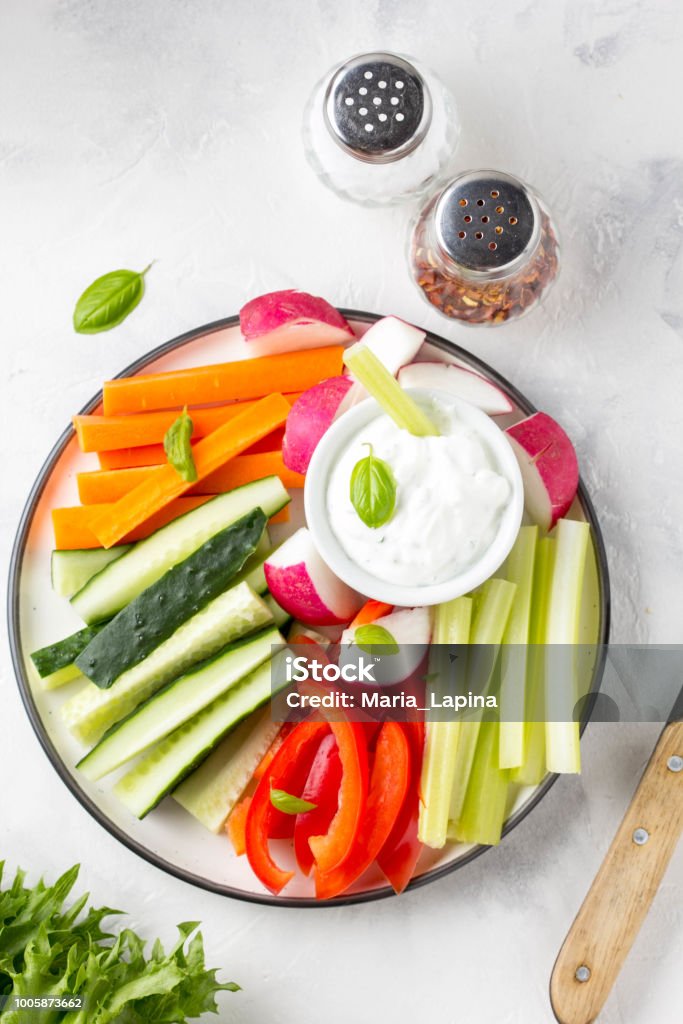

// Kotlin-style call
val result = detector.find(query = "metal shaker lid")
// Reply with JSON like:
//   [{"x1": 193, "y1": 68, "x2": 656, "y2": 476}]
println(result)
[
  {"x1": 435, "y1": 171, "x2": 539, "y2": 272},
  {"x1": 323, "y1": 52, "x2": 432, "y2": 164}
]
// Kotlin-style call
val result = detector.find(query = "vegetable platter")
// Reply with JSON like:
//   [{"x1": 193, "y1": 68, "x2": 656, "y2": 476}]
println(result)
[{"x1": 8, "y1": 298, "x2": 609, "y2": 906}]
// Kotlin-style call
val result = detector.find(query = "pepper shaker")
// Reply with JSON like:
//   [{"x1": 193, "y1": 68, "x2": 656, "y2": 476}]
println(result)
[
  {"x1": 303, "y1": 52, "x2": 459, "y2": 206},
  {"x1": 409, "y1": 170, "x2": 560, "y2": 325}
]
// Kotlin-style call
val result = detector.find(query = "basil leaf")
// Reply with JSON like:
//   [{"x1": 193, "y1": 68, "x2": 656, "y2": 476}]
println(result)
[
  {"x1": 270, "y1": 788, "x2": 317, "y2": 815},
  {"x1": 73, "y1": 264, "x2": 152, "y2": 334},
  {"x1": 354, "y1": 623, "x2": 399, "y2": 655},
  {"x1": 349, "y1": 443, "x2": 397, "y2": 528},
  {"x1": 164, "y1": 406, "x2": 197, "y2": 482}
]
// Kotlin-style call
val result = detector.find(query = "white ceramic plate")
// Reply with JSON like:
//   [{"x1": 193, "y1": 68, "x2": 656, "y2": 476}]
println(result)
[{"x1": 8, "y1": 312, "x2": 610, "y2": 907}]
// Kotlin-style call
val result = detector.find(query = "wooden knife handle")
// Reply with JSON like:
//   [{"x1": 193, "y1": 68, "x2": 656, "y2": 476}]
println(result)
[{"x1": 550, "y1": 719, "x2": 683, "y2": 1024}]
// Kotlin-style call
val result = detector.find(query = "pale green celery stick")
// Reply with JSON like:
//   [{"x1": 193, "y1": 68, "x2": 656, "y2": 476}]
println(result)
[
  {"x1": 447, "y1": 578, "x2": 516, "y2": 835},
  {"x1": 511, "y1": 536, "x2": 554, "y2": 786},
  {"x1": 418, "y1": 597, "x2": 472, "y2": 848},
  {"x1": 544, "y1": 520, "x2": 590, "y2": 774},
  {"x1": 453, "y1": 720, "x2": 510, "y2": 846},
  {"x1": 343, "y1": 342, "x2": 440, "y2": 437},
  {"x1": 499, "y1": 527, "x2": 539, "y2": 768}
]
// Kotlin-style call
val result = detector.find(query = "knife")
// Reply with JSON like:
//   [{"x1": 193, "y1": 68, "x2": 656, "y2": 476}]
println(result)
[{"x1": 550, "y1": 684, "x2": 683, "y2": 1024}]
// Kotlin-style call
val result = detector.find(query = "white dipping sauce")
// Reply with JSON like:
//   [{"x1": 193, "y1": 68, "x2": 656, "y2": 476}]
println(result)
[{"x1": 327, "y1": 400, "x2": 511, "y2": 587}]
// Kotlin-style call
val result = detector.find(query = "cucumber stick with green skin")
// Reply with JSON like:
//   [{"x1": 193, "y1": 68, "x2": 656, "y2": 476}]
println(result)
[
  {"x1": 173, "y1": 706, "x2": 280, "y2": 833},
  {"x1": 51, "y1": 546, "x2": 132, "y2": 598},
  {"x1": 78, "y1": 626, "x2": 283, "y2": 781},
  {"x1": 71, "y1": 476, "x2": 290, "y2": 625},
  {"x1": 31, "y1": 626, "x2": 102, "y2": 680},
  {"x1": 62, "y1": 581, "x2": 271, "y2": 745},
  {"x1": 115, "y1": 646, "x2": 288, "y2": 818},
  {"x1": 76, "y1": 508, "x2": 267, "y2": 689}
]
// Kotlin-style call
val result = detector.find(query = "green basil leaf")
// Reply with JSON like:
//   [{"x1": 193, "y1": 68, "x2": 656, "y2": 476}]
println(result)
[
  {"x1": 164, "y1": 406, "x2": 197, "y2": 482},
  {"x1": 349, "y1": 443, "x2": 397, "y2": 528},
  {"x1": 354, "y1": 623, "x2": 399, "y2": 655},
  {"x1": 269, "y1": 788, "x2": 317, "y2": 815},
  {"x1": 73, "y1": 264, "x2": 152, "y2": 334}
]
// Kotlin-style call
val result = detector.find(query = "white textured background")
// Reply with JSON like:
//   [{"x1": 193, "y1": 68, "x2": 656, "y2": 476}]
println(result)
[{"x1": 1, "y1": 2, "x2": 682, "y2": 1022}]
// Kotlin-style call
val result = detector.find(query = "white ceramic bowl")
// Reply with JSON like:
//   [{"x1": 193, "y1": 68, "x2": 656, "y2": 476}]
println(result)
[{"x1": 304, "y1": 388, "x2": 524, "y2": 606}]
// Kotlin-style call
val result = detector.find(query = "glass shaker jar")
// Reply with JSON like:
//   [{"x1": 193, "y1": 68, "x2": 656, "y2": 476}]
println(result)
[
  {"x1": 302, "y1": 51, "x2": 459, "y2": 206},
  {"x1": 409, "y1": 170, "x2": 560, "y2": 325}
]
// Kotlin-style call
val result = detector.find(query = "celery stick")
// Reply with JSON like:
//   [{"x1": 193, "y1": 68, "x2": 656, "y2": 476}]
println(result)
[
  {"x1": 511, "y1": 537, "x2": 554, "y2": 786},
  {"x1": 499, "y1": 526, "x2": 538, "y2": 768},
  {"x1": 343, "y1": 342, "x2": 440, "y2": 437},
  {"x1": 418, "y1": 597, "x2": 472, "y2": 848},
  {"x1": 447, "y1": 579, "x2": 516, "y2": 833},
  {"x1": 544, "y1": 520, "x2": 590, "y2": 774},
  {"x1": 453, "y1": 720, "x2": 510, "y2": 846}
]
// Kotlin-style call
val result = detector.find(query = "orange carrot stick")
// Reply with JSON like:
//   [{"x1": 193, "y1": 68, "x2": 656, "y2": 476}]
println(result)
[
  {"x1": 226, "y1": 797, "x2": 252, "y2": 857},
  {"x1": 77, "y1": 452, "x2": 304, "y2": 505},
  {"x1": 91, "y1": 393, "x2": 291, "y2": 548},
  {"x1": 102, "y1": 347, "x2": 344, "y2": 415},
  {"x1": 349, "y1": 600, "x2": 394, "y2": 629},
  {"x1": 73, "y1": 393, "x2": 302, "y2": 453},
  {"x1": 52, "y1": 499, "x2": 290, "y2": 550},
  {"x1": 97, "y1": 427, "x2": 286, "y2": 469}
]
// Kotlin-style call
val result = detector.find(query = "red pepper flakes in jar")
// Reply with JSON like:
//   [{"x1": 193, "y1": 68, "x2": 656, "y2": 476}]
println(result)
[{"x1": 409, "y1": 170, "x2": 560, "y2": 326}]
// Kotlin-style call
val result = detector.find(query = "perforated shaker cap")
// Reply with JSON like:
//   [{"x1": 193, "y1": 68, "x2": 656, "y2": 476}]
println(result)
[
  {"x1": 323, "y1": 52, "x2": 432, "y2": 163},
  {"x1": 435, "y1": 171, "x2": 539, "y2": 273}
]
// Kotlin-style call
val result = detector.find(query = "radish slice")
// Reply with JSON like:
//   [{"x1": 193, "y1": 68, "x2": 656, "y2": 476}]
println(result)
[
  {"x1": 505, "y1": 412, "x2": 579, "y2": 531},
  {"x1": 264, "y1": 528, "x2": 363, "y2": 626},
  {"x1": 339, "y1": 607, "x2": 431, "y2": 686},
  {"x1": 282, "y1": 375, "x2": 353, "y2": 474},
  {"x1": 240, "y1": 290, "x2": 354, "y2": 355},
  {"x1": 397, "y1": 362, "x2": 513, "y2": 416}
]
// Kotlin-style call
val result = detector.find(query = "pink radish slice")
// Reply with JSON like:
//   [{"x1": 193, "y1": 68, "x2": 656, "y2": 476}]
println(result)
[
  {"x1": 339, "y1": 607, "x2": 431, "y2": 685},
  {"x1": 282, "y1": 375, "x2": 353, "y2": 474},
  {"x1": 359, "y1": 316, "x2": 426, "y2": 376},
  {"x1": 397, "y1": 362, "x2": 513, "y2": 416},
  {"x1": 505, "y1": 412, "x2": 579, "y2": 531},
  {"x1": 264, "y1": 528, "x2": 363, "y2": 626},
  {"x1": 239, "y1": 289, "x2": 355, "y2": 355}
]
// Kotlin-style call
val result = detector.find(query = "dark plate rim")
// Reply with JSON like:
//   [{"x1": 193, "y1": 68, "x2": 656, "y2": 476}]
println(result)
[{"x1": 7, "y1": 310, "x2": 611, "y2": 908}]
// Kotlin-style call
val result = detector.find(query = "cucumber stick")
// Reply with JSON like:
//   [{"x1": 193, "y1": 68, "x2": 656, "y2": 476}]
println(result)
[
  {"x1": 115, "y1": 649, "x2": 289, "y2": 818},
  {"x1": 173, "y1": 707, "x2": 280, "y2": 833},
  {"x1": 62, "y1": 582, "x2": 271, "y2": 745},
  {"x1": 78, "y1": 626, "x2": 283, "y2": 781},
  {"x1": 71, "y1": 476, "x2": 289, "y2": 624},
  {"x1": 499, "y1": 526, "x2": 539, "y2": 769},
  {"x1": 76, "y1": 508, "x2": 267, "y2": 689},
  {"x1": 418, "y1": 596, "x2": 472, "y2": 849},
  {"x1": 51, "y1": 546, "x2": 131, "y2": 598},
  {"x1": 31, "y1": 626, "x2": 101, "y2": 685}
]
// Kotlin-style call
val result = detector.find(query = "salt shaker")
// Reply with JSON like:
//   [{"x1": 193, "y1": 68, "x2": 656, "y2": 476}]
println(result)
[
  {"x1": 303, "y1": 52, "x2": 459, "y2": 206},
  {"x1": 409, "y1": 170, "x2": 560, "y2": 325}
]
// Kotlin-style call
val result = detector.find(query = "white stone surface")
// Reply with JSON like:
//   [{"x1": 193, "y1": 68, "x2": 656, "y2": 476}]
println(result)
[{"x1": 1, "y1": 1, "x2": 681, "y2": 1021}]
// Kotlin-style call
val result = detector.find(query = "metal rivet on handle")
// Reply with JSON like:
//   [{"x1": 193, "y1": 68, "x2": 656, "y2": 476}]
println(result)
[
  {"x1": 667, "y1": 755, "x2": 683, "y2": 773},
  {"x1": 575, "y1": 966, "x2": 591, "y2": 983},
  {"x1": 632, "y1": 827, "x2": 649, "y2": 845}
]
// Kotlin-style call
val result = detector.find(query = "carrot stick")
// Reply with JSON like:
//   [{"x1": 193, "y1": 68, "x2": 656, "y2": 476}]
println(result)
[
  {"x1": 90, "y1": 393, "x2": 292, "y2": 548},
  {"x1": 225, "y1": 797, "x2": 251, "y2": 857},
  {"x1": 97, "y1": 427, "x2": 286, "y2": 469},
  {"x1": 52, "y1": 499, "x2": 290, "y2": 550},
  {"x1": 77, "y1": 452, "x2": 304, "y2": 505},
  {"x1": 73, "y1": 394, "x2": 302, "y2": 453},
  {"x1": 102, "y1": 347, "x2": 344, "y2": 415},
  {"x1": 349, "y1": 599, "x2": 394, "y2": 629}
]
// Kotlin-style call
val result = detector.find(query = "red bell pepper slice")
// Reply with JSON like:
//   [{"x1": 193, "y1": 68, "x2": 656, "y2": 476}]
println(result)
[
  {"x1": 308, "y1": 720, "x2": 369, "y2": 874},
  {"x1": 225, "y1": 796, "x2": 251, "y2": 857},
  {"x1": 376, "y1": 720, "x2": 425, "y2": 894},
  {"x1": 245, "y1": 719, "x2": 329, "y2": 894},
  {"x1": 294, "y1": 732, "x2": 342, "y2": 875},
  {"x1": 314, "y1": 721, "x2": 410, "y2": 900}
]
